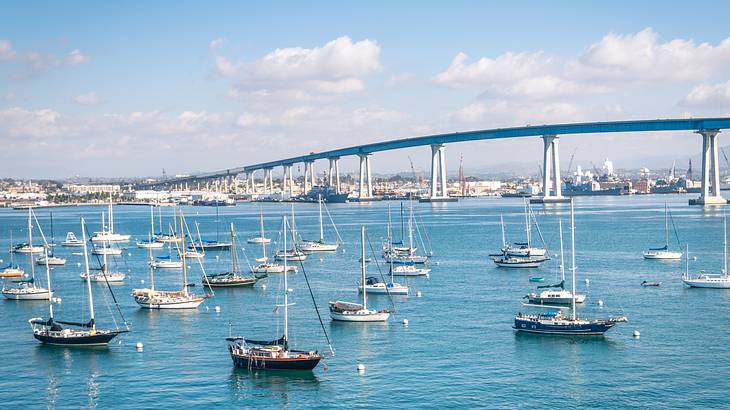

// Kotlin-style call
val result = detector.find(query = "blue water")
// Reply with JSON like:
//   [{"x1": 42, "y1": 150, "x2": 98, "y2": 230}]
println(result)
[{"x1": 0, "y1": 195, "x2": 728, "y2": 408}]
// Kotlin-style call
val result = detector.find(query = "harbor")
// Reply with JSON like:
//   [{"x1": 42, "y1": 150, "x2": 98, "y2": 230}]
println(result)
[{"x1": 0, "y1": 195, "x2": 727, "y2": 407}]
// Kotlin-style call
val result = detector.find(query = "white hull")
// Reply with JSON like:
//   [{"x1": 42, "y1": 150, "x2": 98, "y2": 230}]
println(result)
[
  {"x1": 683, "y1": 275, "x2": 730, "y2": 288},
  {"x1": 274, "y1": 252, "x2": 306, "y2": 261},
  {"x1": 92, "y1": 248, "x2": 122, "y2": 256},
  {"x1": 91, "y1": 233, "x2": 130, "y2": 242},
  {"x1": 151, "y1": 261, "x2": 183, "y2": 269},
  {"x1": 80, "y1": 272, "x2": 126, "y2": 283},
  {"x1": 251, "y1": 264, "x2": 297, "y2": 274},
  {"x1": 2, "y1": 288, "x2": 52, "y2": 300},
  {"x1": 136, "y1": 242, "x2": 164, "y2": 249},
  {"x1": 298, "y1": 241, "x2": 339, "y2": 252},
  {"x1": 362, "y1": 283, "x2": 408, "y2": 295},
  {"x1": 329, "y1": 310, "x2": 390, "y2": 322},
  {"x1": 391, "y1": 266, "x2": 430, "y2": 276},
  {"x1": 643, "y1": 251, "x2": 682, "y2": 260},
  {"x1": 36, "y1": 257, "x2": 66, "y2": 266},
  {"x1": 504, "y1": 247, "x2": 547, "y2": 257},
  {"x1": 134, "y1": 296, "x2": 206, "y2": 309},
  {"x1": 185, "y1": 251, "x2": 205, "y2": 259},
  {"x1": 247, "y1": 237, "x2": 271, "y2": 244},
  {"x1": 14, "y1": 246, "x2": 44, "y2": 254},
  {"x1": 61, "y1": 242, "x2": 84, "y2": 247}
]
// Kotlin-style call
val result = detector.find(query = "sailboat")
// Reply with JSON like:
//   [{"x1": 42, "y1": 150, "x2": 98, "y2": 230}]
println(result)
[
  {"x1": 330, "y1": 226, "x2": 391, "y2": 322},
  {"x1": 682, "y1": 214, "x2": 730, "y2": 288},
  {"x1": 298, "y1": 195, "x2": 340, "y2": 252},
  {"x1": 90, "y1": 195, "x2": 130, "y2": 242},
  {"x1": 502, "y1": 201, "x2": 547, "y2": 257},
  {"x1": 203, "y1": 223, "x2": 265, "y2": 287},
  {"x1": 251, "y1": 219, "x2": 297, "y2": 274},
  {"x1": 492, "y1": 214, "x2": 550, "y2": 268},
  {"x1": 643, "y1": 204, "x2": 682, "y2": 260},
  {"x1": 247, "y1": 208, "x2": 271, "y2": 244},
  {"x1": 274, "y1": 205, "x2": 307, "y2": 261},
  {"x1": 185, "y1": 221, "x2": 206, "y2": 259},
  {"x1": 80, "y1": 235, "x2": 126, "y2": 283},
  {"x1": 524, "y1": 220, "x2": 586, "y2": 305},
  {"x1": 137, "y1": 206, "x2": 165, "y2": 249},
  {"x1": 2, "y1": 209, "x2": 52, "y2": 300},
  {"x1": 197, "y1": 202, "x2": 231, "y2": 250},
  {"x1": 362, "y1": 258, "x2": 409, "y2": 295},
  {"x1": 513, "y1": 201, "x2": 627, "y2": 335},
  {"x1": 29, "y1": 217, "x2": 129, "y2": 345},
  {"x1": 1, "y1": 230, "x2": 25, "y2": 278},
  {"x1": 226, "y1": 215, "x2": 323, "y2": 371},
  {"x1": 36, "y1": 213, "x2": 66, "y2": 266},
  {"x1": 61, "y1": 231, "x2": 84, "y2": 247},
  {"x1": 383, "y1": 200, "x2": 428, "y2": 264},
  {"x1": 132, "y1": 210, "x2": 210, "y2": 309}
]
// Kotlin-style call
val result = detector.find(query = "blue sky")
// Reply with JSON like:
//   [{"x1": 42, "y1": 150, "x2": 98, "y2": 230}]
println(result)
[{"x1": 2, "y1": 1, "x2": 730, "y2": 178}]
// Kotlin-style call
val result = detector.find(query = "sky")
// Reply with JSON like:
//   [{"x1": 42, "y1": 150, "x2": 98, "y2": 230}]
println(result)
[{"x1": 2, "y1": 1, "x2": 730, "y2": 179}]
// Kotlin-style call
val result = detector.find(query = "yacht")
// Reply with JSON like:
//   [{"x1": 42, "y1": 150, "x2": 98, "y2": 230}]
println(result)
[
  {"x1": 90, "y1": 197, "x2": 130, "y2": 242},
  {"x1": 329, "y1": 227, "x2": 391, "y2": 322},
  {"x1": 61, "y1": 232, "x2": 84, "y2": 247},
  {"x1": 298, "y1": 195, "x2": 340, "y2": 252},
  {"x1": 682, "y1": 215, "x2": 730, "y2": 288},
  {"x1": 643, "y1": 204, "x2": 682, "y2": 260}
]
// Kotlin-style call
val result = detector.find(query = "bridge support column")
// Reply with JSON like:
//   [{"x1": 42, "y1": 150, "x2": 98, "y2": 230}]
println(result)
[
  {"x1": 310, "y1": 161, "x2": 316, "y2": 189},
  {"x1": 691, "y1": 129, "x2": 726, "y2": 205},
  {"x1": 262, "y1": 168, "x2": 272, "y2": 194},
  {"x1": 304, "y1": 161, "x2": 313, "y2": 194},
  {"x1": 421, "y1": 144, "x2": 455, "y2": 203},
  {"x1": 328, "y1": 157, "x2": 341, "y2": 193},
  {"x1": 282, "y1": 165, "x2": 292, "y2": 196},
  {"x1": 531, "y1": 135, "x2": 569, "y2": 204},
  {"x1": 250, "y1": 171, "x2": 257, "y2": 194},
  {"x1": 358, "y1": 154, "x2": 373, "y2": 200}
]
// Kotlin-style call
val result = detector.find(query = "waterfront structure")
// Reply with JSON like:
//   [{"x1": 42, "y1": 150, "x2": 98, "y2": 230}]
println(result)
[{"x1": 143, "y1": 118, "x2": 730, "y2": 206}]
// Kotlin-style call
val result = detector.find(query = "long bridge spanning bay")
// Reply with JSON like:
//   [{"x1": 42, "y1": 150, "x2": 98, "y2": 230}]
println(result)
[{"x1": 148, "y1": 118, "x2": 730, "y2": 205}]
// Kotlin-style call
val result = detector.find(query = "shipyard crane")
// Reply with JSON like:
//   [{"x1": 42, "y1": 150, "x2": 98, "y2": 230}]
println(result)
[
  {"x1": 721, "y1": 148, "x2": 730, "y2": 175},
  {"x1": 590, "y1": 161, "x2": 602, "y2": 178},
  {"x1": 564, "y1": 147, "x2": 578, "y2": 181},
  {"x1": 407, "y1": 156, "x2": 422, "y2": 188}
]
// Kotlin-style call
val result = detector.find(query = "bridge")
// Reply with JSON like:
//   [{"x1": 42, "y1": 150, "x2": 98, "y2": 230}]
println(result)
[{"x1": 147, "y1": 117, "x2": 730, "y2": 205}]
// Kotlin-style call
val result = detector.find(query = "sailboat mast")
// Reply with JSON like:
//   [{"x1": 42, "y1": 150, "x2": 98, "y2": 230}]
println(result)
[
  {"x1": 722, "y1": 213, "x2": 728, "y2": 275},
  {"x1": 361, "y1": 226, "x2": 367, "y2": 310},
  {"x1": 400, "y1": 202, "x2": 405, "y2": 244},
  {"x1": 180, "y1": 211, "x2": 188, "y2": 295},
  {"x1": 408, "y1": 200, "x2": 414, "y2": 252},
  {"x1": 150, "y1": 206, "x2": 154, "y2": 238},
  {"x1": 230, "y1": 223, "x2": 237, "y2": 273},
  {"x1": 665, "y1": 204, "x2": 669, "y2": 249},
  {"x1": 318, "y1": 194, "x2": 324, "y2": 242},
  {"x1": 108, "y1": 195, "x2": 114, "y2": 234},
  {"x1": 148, "y1": 232, "x2": 155, "y2": 291},
  {"x1": 215, "y1": 202, "x2": 219, "y2": 243},
  {"x1": 43, "y1": 247, "x2": 53, "y2": 315},
  {"x1": 28, "y1": 209, "x2": 35, "y2": 282},
  {"x1": 685, "y1": 244, "x2": 689, "y2": 280},
  {"x1": 525, "y1": 200, "x2": 531, "y2": 248},
  {"x1": 387, "y1": 203, "x2": 392, "y2": 244},
  {"x1": 81, "y1": 218, "x2": 96, "y2": 330},
  {"x1": 9, "y1": 229, "x2": 13, "y2": 266},
  {"x1": 283, "y1": 216, "x2": 289, "y2": 342},
  {"x1": 570, "y1": 201, "x2": 576, "y2": 321},
  {"x1": 559, "y1": 219, "x2": 565, "y2": 282},
  {"x1": 500, "y1": 214, "x2": 506, "y2": 248},
  {"x1": 158, "y1": 206, "x2": 163, "y2": 235},
  {"x1": 102, "y1": 239, "x2": 108, "y2": 275},
  {"x1": 50, "y1": 212, "x2": 55, "y2": 253}
]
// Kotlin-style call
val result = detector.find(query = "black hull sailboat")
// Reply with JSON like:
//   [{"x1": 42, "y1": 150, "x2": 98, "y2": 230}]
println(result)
[{"x1": 29, "y1": 217, "x2": 129, "y2": 347}]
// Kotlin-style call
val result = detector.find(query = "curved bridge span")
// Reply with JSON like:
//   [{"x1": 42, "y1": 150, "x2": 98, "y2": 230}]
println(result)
[{"x1": 152, "y1": 117, "x2": 730, "y2": 205}]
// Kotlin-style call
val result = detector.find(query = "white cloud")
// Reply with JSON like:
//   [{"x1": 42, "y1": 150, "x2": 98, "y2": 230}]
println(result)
[
  {"x1": 433, "y1": 51, "x2": 554, "y2": 87},
  {"x1": 209, "y1": 37, "x2": 225, "y2": 49},
  {"x1": 573, "y1": 28, "x2": 730, "y2": 82},
  {"x1": 236, "y1": 112, "x2": 271, "y2": 127},
  {"x1": 4, "y1": 92, "x2": 15, "y2": 101},
  {"x1": 65, "y1": 49, "x2": 90, "y2": 65},
  {"x1": 683, "y1": 81, "x2": 730, "y2": 107},
  {"x1": 0, "y1": 107, "x2": 64, "y2": 138},
  {"x1": 451, "y1": 100, "x2": 580, "y2": 125},
  {"x1": 491, "y1": 75, "x2": 607, "y2": 99},
  {"x1": 0, "y1": 40, "x2": 16, "y2": 61},
  {"x1": 74, "y1": 92, "x2": 101, "y2": 105},
  {"x1": 214, "y1": 36, "x2": 381, "y2": 95},
  {"x1": 351, "y1": 106, "x2": 407, "y2": 126}
]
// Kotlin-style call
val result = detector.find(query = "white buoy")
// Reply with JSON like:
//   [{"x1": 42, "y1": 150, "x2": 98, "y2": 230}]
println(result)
[
  {"x1": 633, "y1": 330, "x2": 641, "y2": 338},
  {"x1": 598, "y1": 299, "x2": 604, "y2": 307},
  {"x1": 136, "y1": 342, "x2": 144, "y2": 351},
  {"x1": 357, "y1": 363, "x2": 365, "y2": 372},
  {"x1": 319, "y1": 258, "x2": 324, "y2": 262},
  {"x1": 128, "y1": 252, "x2": 132, "y2": 257},
  {"x1": 141, "y1": 279, "x2": 145, "y2": 284},
  {"x1": 435, "y1": 261, "x2": 440, "y2": 266},
  {"x1": 342, "y1": 249, "x2": 346, "y2": 253},
  {"x1": 585, "y1": 278, "x2": 590, "y2": 286},
  {"x1": 693, "y1": 256, "x2": 698, "y2": 261},
  {"x1": 77, "y1": 262, "x2": 82, "y2": 267},
  {"x1": 215, "y1": 306, "x2": 221, "y2": 312},
  {"x1": 402, "y1": 318, "x2": 409, "y2": 326},
  {"x1": 262, "y1": 284, "x2": 267, "y2": 290},
  {"x1": 416, "y1": 291, "x2": 422, "y2": 297}
]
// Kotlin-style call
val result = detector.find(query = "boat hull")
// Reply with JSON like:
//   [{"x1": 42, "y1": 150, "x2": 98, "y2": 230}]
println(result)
[
  {"x1": 33, "y1": 330, "x2": 123, "y2": 346},
  {"x1": 643, "y1": 251, "x2": 682, "y2": 260},
  {"x1": 2, "y1": 289, "x2": 52, "y2": 300},
  {"x1": 230, "y1": 353, "x2": 321, "y2": 371},
  {"x1": 683, "y1": 278, "x2": 730, "y2": 288},
  {"x1": 513, "y1": 317, "x2": 615, "y2": 335},
  {"x1": 329, "y1": 311, "x2": 390, "y2": 322}
]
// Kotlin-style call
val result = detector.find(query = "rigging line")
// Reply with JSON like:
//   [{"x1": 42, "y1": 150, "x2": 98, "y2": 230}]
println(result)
[
  {"x1": 668, "y1": 206, "x2": 682, "y2": 246},
  {"x1": 366, "y1": 232, "x2": 396, "y2": 313},
  {"x1": 417, "y1": 216, "x2": 434, "y2": 255},
  {"x1": 413, "y1": 216, "x2": 427, "y2": 256},
  {"x1": 529, "y1": 205, "x2": 549, "y2": 252},
  {"x1": 182, "y1": 213, "x2": 214, "y2": 296},
  {"x1": 295, "y1": 253, "x2": 335, "y2": 357},
  {"x1": 83, "y1": 221, "x2": 129, "y2": 329},
  {"x1": 323, "y1": 203, "x2": 344, "y2": 244}
]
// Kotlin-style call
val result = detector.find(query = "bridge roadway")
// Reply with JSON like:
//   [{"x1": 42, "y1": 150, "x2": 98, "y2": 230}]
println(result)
[{"x1": 146, "y1": 117, "x2": 730, "y2": 205}]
